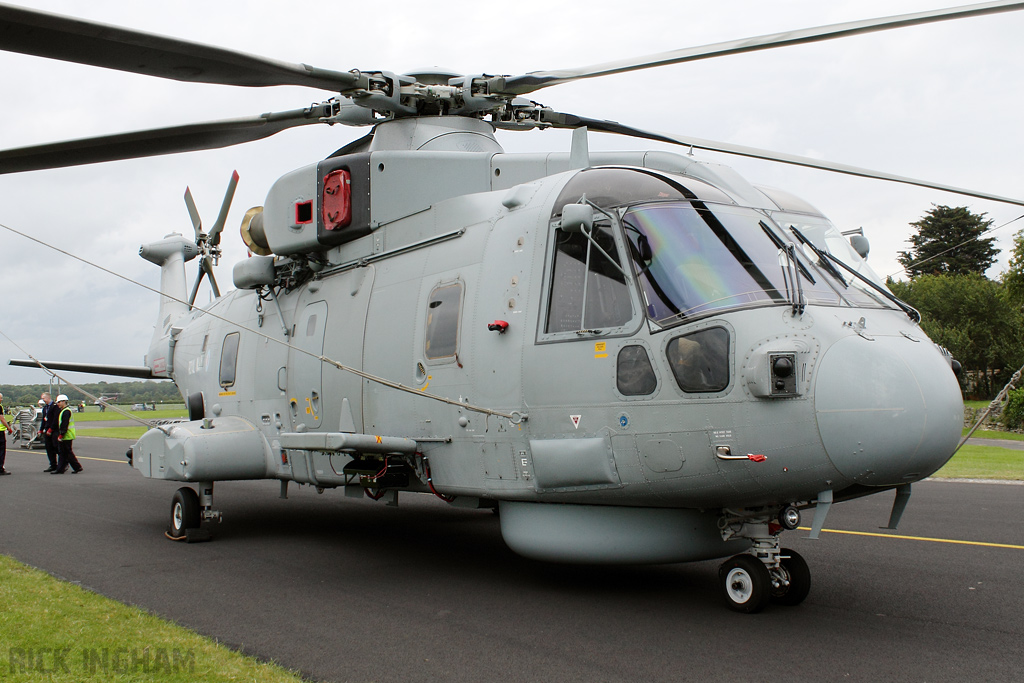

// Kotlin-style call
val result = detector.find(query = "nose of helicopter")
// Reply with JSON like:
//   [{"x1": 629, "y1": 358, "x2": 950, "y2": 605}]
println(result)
[{"x1": 814, "y1": 334, "x2": 963, "y2": 486}]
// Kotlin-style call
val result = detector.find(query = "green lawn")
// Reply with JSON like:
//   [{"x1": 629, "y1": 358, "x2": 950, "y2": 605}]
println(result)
[
  {"x1": 932, "y1": 444, "x2": 1024, "y2": 480},
  {"x1": 79, "y1": 427, "x2": 150, "y2": 439},
  {"x1": 963, "y1": 400, "x2": 991, "y2": 410},
  {"x1": 73, "y1": 408, "x2": 187, "y2": 423},
  {"x1": 0, "y1": 555, "x2": 304, "y2": 682},
  {"x1": 962, "y1": 428, "x2": 1024, "y2": 442}
]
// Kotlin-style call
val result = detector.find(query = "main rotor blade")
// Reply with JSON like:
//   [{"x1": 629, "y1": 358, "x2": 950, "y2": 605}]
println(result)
[
  {"x1": 0, "y1": 106, "x2": 329, "y2": 175},
  {"x1": 0, "y1": 2, "x2": 358, "y2": 91},
  {"x1": 550, "y1": 113, "x2": 1024, "y2": 208},
  {"x1": 8, "y1": 358, "x2": 157, "y2": 380},
  {"x1": 500, "y1": 0, "x2": 1024, "y2": 95}
]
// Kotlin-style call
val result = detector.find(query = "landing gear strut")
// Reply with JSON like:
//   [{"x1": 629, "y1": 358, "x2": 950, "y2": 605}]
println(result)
[{"x1": 718, "y1": 508, "x2": 810, "y2": 613}]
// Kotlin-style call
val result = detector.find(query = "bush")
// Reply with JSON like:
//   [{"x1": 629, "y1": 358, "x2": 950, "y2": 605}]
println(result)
[{"x1": 1001, "y1": 388, "x2": 1024, "y2": 430}]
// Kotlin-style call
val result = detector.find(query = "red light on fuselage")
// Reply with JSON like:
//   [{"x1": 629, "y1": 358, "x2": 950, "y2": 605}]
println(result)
[{"x1": 322, "y1": 169, "x2": 352, "y2": 230}]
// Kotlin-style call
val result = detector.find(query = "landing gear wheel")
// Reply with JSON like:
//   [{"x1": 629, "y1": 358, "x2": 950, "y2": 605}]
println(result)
[
  {"x1": 168, "y1": 487, "x2": 200, "y2": 539},
  {"x1": 719, "y1": 554, "x2": 771, "y2": 613},
  {"x1": 771, "y1": 548, "x2": 811, "y2": 606},
  {"x1": 187, "y1": 391, "x2": 205, "y2": 421},
  {"x1": 778, "y1": 505, "x2": 801, "y2": 530}
]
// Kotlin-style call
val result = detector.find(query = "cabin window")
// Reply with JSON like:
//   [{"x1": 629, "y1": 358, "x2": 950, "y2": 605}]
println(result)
[
  {"x1": 545, "y1": 221, "x2": 632, "y2": 334},
  {"x1": 617, "y1": 345, "x2": 658, "y2": 396},
  {"x1": 666, "y1": 327, "x2": 730, "y2": 393},
  {"x1": 219, "y1": 332, "x2": 240, "y2": 388},
  {"x1": 425, "y1": 283, "x2": 463, "y2": 360}
]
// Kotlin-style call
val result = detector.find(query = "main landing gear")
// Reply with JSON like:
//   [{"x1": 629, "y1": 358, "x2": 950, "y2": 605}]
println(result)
[
  {"x1": 166, "y1": 482, "x2": 220, "y2": 543},
  {"x1": 718, "y1": 505, "x2": 810, "y2": 613}
]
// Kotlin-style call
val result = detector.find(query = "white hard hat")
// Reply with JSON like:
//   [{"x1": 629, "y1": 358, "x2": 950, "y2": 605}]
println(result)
[{"x1": 56, "y1": 394, "x2": 69, "y2": 402}]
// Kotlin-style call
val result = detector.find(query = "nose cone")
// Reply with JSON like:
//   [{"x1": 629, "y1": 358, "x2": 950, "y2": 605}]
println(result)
[{"x1": 814, "y1": 335, "x2": 962, "y2": 486}]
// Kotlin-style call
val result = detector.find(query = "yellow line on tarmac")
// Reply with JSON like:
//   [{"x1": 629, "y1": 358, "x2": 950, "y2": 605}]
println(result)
[
  {"x1": 78, "y1": 455, "x2": 128, "y2": 464},
  {"x1": 798, "y1": 526, "x2": 1024, "y2": 550},
  {"x1": 11, "y1": 450, "x2": 126, "y2": 465}
]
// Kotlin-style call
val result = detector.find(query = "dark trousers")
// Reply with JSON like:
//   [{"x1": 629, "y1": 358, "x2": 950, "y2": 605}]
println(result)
[
  {"x1": 56, "y1": 439, "x2": 82, "y2": 473},
  {"x1": 44, "y1": 432, "x2": 59, "y2": 469},
  {"x1": 0, "y1": 432, "x2": 6, "y2": 470}
]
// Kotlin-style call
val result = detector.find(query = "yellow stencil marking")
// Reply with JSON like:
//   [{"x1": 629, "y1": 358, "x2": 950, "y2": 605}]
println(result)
[{"x1": 219, "y1": 391, "x2": 237, "y2": 397}]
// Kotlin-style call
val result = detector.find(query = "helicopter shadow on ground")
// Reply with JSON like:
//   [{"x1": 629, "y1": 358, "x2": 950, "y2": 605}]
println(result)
[{"x1": 180, "y1": 481, "x2": 727, "y2": 610}]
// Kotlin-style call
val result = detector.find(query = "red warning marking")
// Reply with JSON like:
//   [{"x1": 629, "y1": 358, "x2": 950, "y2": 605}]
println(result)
[
  {"x1": 747, "y1": 454, "x2": 767, "y2": 462},
  {"x1": 375, "y1": 435, "x2": 383, "y2": 444},
  {"x1": 570, "y1": 415, "x2": 581, "y2": 429}
]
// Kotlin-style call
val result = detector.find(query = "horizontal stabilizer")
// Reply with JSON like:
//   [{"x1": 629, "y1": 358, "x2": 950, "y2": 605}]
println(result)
[{"x1": 8, "y1": 358, "x2": 157, "y2": 380}]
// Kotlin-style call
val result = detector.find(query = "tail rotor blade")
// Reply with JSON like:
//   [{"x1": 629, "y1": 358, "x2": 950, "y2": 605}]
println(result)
[
  {"x1": 201, "y1": 256, "x2": 222, "y2": 298},
  {"x1": 187, "y1": 267, "x2": 206, "y2": 308},
  {"x1": 209, "y1": 171, "x2": 240, "y2": 246},
  {"x1": 184, "y1": 187, "x2": 203, "y2": 240}
]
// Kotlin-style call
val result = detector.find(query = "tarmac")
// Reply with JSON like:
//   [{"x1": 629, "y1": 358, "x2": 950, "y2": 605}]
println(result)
[{"x1": 1, "y1": 436, "x2": 1022, "y2": 682}]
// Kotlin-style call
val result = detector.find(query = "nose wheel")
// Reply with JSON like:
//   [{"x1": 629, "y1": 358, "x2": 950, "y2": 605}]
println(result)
[
  {"x1": 720, "y1": 554, "x2": 771, "y2": 613},
  {"x1": 718, "y1": 508, "x2": 811, "y2": 612}
]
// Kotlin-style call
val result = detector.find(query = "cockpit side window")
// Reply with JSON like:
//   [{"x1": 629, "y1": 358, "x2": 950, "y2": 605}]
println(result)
[{"x1": 545, "y1": 222, "x2": 632, "y2": 334}]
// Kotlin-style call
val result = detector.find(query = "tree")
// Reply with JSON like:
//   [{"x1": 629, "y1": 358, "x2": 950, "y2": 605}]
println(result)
[
  {"x1": 897, "y1": 205, "x2": 997, "y2": 278},
  {"x1": 888, "y1": 274, "x2": 1024, "y2": 398},
  {"x1": 1002, "y1": 228, "x2": 1024, "y2": 308}
]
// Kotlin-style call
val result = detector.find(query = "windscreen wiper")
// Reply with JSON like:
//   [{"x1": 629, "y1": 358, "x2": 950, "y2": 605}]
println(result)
[
  {"x1": 822, "y1": 251, "x2": 921, "y2": 323},
  {"x1": 789, "y1": 226, "x2": 847, "y2": 286},
  {"x1": 760, "y1": 222, "x2": 816, "y2": 283}
]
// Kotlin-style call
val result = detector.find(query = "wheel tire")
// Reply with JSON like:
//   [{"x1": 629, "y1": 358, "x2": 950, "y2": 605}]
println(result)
[
  {"x1": 169, "y1": 487, "x2": 201, "y2": 538},
  {"x1": 778, "y1": 505, "x2": 801, "y2": 530},
  {"x1": 719, "y1": 554, "x2": 771, "y2": 613},
  {"x1": 187, "y1": 392, "x2": 205, "y2": 421},
  {"x1": 771, "y1": 548, "x2": 811, "y2": 606}
]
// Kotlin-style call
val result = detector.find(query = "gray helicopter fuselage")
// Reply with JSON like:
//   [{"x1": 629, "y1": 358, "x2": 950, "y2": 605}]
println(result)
[{"x1": 132, "y1": 123, "x2": 962, "y2": 562}]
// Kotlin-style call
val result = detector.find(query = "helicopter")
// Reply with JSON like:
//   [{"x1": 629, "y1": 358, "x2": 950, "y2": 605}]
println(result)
[{"x1": 2, "y1": 1, "x2": 1023, "y2": 614}]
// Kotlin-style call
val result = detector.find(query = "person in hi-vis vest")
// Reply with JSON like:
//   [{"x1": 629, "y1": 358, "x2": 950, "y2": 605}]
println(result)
[
  {"x1": 52, "y1": 394, "x2": 83, "y2": 475},
  {"x1": 0, "y1": 392, "x2": 13, "y2": 475}
]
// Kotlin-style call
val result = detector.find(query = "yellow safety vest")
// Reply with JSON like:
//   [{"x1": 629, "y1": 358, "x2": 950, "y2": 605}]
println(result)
[
  {"x1": 0, "y1": 404, "x2": 6, "y2": 431},
  {"x1": 60, "y1": 407, "x2": 76, "y2": 440}
]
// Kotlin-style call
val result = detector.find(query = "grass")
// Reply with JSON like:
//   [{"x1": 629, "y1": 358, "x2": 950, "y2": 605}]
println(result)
[
  {"x1": 0, "y1": 555, "x2": 305, "y2": 682},
  {"x1": 932, "y1": 444, "x2": 1024, "y2": 480},
  {"x1": 962, "y1": 428, "x2": 1024, "y2": 442},
  {"x1": 73, "y1": 409, "x2": 187, "y2": 423},
  {"x1": 78, "y1": 427, "x2": 149, "y2": 440}
]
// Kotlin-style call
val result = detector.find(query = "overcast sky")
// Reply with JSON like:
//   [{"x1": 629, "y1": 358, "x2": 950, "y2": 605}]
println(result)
[{"x1": 1, "y1": 0, "x2": 1022, "y2": 387}]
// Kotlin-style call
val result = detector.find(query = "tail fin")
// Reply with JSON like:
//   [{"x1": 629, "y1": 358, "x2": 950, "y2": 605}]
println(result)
[{"x1": 140, "y1": 234, "x2": 198, "y2": 378}]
